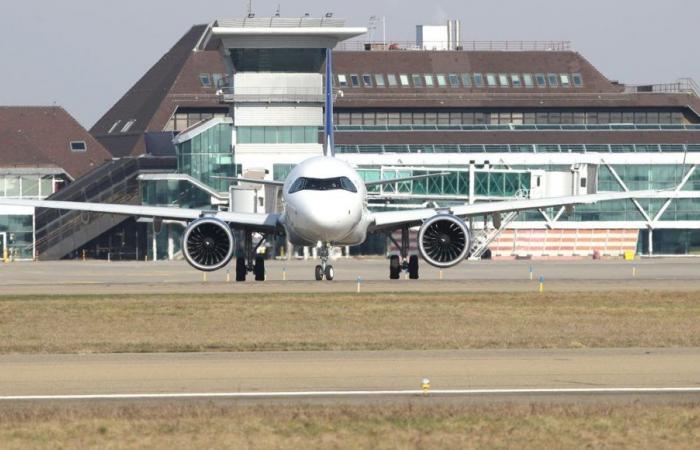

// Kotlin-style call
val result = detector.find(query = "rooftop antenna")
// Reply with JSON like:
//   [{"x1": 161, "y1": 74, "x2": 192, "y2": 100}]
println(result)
[
  {"x1": 274, "y1": 4, "x2": 281, "y2": 17},
  {"x1": 246, "y1": 0, "x2": 253, "y2": 16}
]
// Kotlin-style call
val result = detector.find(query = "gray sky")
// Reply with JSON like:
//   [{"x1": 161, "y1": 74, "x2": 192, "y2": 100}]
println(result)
[{"x1": 0, "y1": 0, "x2": 698, "y2": 128}]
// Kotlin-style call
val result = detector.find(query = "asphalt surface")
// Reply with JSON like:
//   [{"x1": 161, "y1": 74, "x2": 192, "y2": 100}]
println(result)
[
  {"x1": 1, "y1": 348, "x2": 699, "y2": 404},
  {"x1": 2, "y1": 257, "x2": 700, "y2": 295}
]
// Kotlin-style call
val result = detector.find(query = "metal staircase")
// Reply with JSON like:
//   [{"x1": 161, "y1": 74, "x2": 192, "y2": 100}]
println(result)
[
  {"x1": 35, "y1": 157, "x2": 175, "y2": 260},
  {"x1": 468, "y1": 189, "x2": 528, "y2": 260}
]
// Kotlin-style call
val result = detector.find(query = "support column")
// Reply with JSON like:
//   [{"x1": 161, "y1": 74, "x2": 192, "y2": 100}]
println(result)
[{"x1": 648, "y1": 228, "x2": 654, "y2": 257}]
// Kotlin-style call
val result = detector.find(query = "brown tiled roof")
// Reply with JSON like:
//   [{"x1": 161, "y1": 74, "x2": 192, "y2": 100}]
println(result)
[
  {"x1": 0, "y1": 106, "x2": 113, "y2": 179},
  {"x1": 91, "y1": 25, "x2": 225, "y2": 157}
]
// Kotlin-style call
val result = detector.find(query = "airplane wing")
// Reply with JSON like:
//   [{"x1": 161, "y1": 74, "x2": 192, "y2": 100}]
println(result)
[
  {"x1": 369, "y1": 190, "x2": 680, "y2": 231},
  {"x1": 0, "y1": 199, "x2": 281, "y2": 231}
]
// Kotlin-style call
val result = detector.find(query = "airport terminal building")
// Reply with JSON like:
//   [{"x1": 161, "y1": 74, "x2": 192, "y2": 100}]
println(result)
[{"x1": 10, "y1": 16, "x2": 700, "y2": 260}]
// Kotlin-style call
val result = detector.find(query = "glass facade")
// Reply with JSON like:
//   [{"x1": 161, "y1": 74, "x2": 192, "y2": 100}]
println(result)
[
  {"x1": 237, "y1": 127, "x2": 319, "y2": 144},
  {"x1": 334, "y1": 110, "x2": 688, "y2": 126},
  {"x1": 141, "y1": 180, "x2": 213, "y2": 209},
  {"x1": 0, "y1": 214, "x2": 33, "y2": 260},
  {"x1": 0, "y1": 175, "x2": 58, "y2": 198},
  {"x1": 176, "y1": 122, "x2": 234, "y2": 193}
]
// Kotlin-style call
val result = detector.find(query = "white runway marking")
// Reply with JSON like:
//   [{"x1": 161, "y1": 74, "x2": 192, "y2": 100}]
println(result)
[{"x1": 3, "y1": 387, "x2": 700, "y2": 401}]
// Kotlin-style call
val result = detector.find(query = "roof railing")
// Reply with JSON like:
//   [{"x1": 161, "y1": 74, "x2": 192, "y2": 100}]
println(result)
[
  {"x1": 335, "y1": 40, "x2": 571, "y2": 52},
  {"x1": 624, "y1": 78, "x2": 700, "y2": 97}
]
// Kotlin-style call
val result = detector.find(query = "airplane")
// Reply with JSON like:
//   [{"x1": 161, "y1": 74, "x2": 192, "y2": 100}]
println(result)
[
  {"x1": 0, "y1": 49, "x2": 683, "y2": 281},
  {"x1": 0, "y1": 155, "x2": 681, "y2": 281}
]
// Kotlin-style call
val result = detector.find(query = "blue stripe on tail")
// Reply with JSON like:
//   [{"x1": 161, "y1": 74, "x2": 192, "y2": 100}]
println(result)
[{"x1": 324, "y1": 48, "x2": 335, "y2": 157}]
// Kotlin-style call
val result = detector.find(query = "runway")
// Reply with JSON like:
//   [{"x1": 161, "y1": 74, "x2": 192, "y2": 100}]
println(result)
[
  {"x1": 2, "y1": 257, "x2": 700, "y2": 295},
  {"x1": 1, "y1": 348, "x2": 699, "y2": 403}
]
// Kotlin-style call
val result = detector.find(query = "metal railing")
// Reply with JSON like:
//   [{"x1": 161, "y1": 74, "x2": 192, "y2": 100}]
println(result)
[
  {"x1": 625, "y1": 78, "x2": 700, "y2": 97},
  {"x1": 217, "y1": 87, "x2": 324, "y2": 103},
  {"x1": 336, "y1": 40, "x2": 572, "y2": 52},
  {"x1": 336, "y1": 143, "x2": 700, "y2": 155},
  {"x1": 335, "y1": 123, "x2": 700, "y2": 132}
]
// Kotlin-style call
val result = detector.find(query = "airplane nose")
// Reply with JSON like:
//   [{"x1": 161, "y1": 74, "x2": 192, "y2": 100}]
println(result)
[{"x1": 292, "y1": 194, "x2": 361, "y2": 242}]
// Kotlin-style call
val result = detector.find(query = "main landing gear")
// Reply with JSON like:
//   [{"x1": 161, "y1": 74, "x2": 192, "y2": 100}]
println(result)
[
  {"x1": 387, "y1": 226, "x2": 419, "y2": 280},
  {"x1": 235, "y1": 230, "x2": 267, "y2": 282},
  {"x1": 314, "y1": 244, "x2": 334, "y2": 281}
]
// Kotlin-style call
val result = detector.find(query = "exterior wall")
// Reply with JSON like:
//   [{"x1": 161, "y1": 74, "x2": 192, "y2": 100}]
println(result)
[{"x1": 0, "y1": 205, "x2": 34, "y2": 261}]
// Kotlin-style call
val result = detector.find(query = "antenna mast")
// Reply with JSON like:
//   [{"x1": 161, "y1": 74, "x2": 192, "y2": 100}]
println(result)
[{"x1": 246, "y1": 0, "x2": 253, "y2": 16}]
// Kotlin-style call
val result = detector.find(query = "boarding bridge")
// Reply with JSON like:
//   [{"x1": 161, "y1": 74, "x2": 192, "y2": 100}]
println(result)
[{"x1": 372, "y1": 164, "x2": 598, "y2": 259}]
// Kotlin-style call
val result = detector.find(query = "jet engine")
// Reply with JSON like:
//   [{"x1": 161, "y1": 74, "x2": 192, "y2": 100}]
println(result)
[
  {"x1": 182, "y1": 218, "x2": 235, "y2": 271},
  {"x1": 418, "y1": 215, "x2": 471, "y2": 268}
]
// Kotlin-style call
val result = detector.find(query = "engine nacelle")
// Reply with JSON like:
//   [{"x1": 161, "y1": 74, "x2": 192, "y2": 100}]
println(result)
[
  {"x1": 418, "y1": 215, "x2": 470, "y2": 268},
  {"x1": 182, "y1": 218, "x2": 235, "y2": 272}
]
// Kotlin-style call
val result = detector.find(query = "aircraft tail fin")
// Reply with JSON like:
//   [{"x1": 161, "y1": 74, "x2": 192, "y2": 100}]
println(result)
[{"x1": 324, "y1": 48, "x2": 335, "y2": 157}]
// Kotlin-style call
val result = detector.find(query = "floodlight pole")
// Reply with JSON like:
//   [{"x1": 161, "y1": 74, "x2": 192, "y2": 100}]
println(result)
[{"x1": 324, "y1": 48, "x2": 335, "y2": 157}]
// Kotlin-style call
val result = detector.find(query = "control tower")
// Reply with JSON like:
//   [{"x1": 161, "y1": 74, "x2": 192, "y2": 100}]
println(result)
[{"x1": 207, "y1": 16, "x2": 365, "y2": 179}]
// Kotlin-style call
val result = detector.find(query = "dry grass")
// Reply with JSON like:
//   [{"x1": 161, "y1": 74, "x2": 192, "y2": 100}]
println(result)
[
  {"x1": 0, "y1": 402, "x2": 699, "y2": 449},
  {"x1": 1, "y1": 291, "x2": 700, "y2": 354}
]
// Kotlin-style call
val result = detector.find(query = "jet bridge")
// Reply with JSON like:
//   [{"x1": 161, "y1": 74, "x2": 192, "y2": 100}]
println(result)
[{"x1": 375, "y1": 163, "x2": 599, "y2": 259}]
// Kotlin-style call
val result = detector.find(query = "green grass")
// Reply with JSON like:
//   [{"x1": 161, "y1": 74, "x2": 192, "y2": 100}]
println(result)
[
  {"x1": 0, "y1": 402, "x2": 699, "y2": 449},
  {"x1": 1, "y1": 290, "x2": 700, "y2": 354}
]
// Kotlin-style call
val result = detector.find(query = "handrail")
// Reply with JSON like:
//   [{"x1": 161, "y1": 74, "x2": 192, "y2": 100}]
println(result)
[
  {"x1": 336, "y1": 143, "x2": 700, "y2": 155},
  {"x1": 335, "y1": 124, "x2": 700, "y2": 132},
  {"x1": 336, "y1": 40, "x2": 571, "y2": 52}
]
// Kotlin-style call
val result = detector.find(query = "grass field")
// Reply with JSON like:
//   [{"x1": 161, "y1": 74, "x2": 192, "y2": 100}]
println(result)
[
  {"x1": 0, "y1": 402, "x2": 698, "y2": 450},
  {"x1": 1, "y1": 290, "x2": 700, "y2": 354}
]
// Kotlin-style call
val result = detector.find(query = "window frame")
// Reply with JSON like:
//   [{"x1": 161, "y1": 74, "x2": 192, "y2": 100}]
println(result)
[
  {"x1": 362, "y1": 74, "x2": 373, "y2": 87},
  {"x1": 399, "y1": 74, "x2": 410, "y2": 87},
  {"x1": 424, "y1": 74, "x2": 435, "y2": 87},
  {"x1": 523, "y1": 74, "x2": 534, "y2": 88},
  {"x1": 535, "y1": 73, "x2": 547, "y2": 88},
  {"x1": 199, "y1": 73, "x2": 211, "y2": 87},
  {"x1": 374, "y1": 74, "x2": 386, "y2": 87},
  {"x1": 387, "y1": 74, "x2": 398, "y2": 87},
  {"x1": 560, "y1": 73, "x2": 571, "y2": 88},
  {"x1": 436, "y1": 74, "x2": 448, "y2": 87},
  {"x1": 349, "y1": 74, "x2": 360, "y2": 87},
  {"x1": 511, "y1": 74, "x2": 522, "y2": 88},
  {"x1": 486, "y1": 73, "x2": 498, "y2": 87},
  {"x1": 547, "y1": 73, "x2": 559, "y2": 87},
  {"x1": 498, "y1": 73, "x2": 510, "y2": 87},
  {"x1": 448, "y1": 73, "x2": 460, "y2": 87},
  {"x1": 572, "y1": 73, "x2": 583, "y2": 87},
  {"x1": 337, "y1": 74, "x2": 348, "y2": 87},
  {"x1": 472, "y1": 73, "x2": 484, "y2": 87},
  {"x1": 69, "y1": 141, "x2": 87, "y2": 152},
  {"x1": 412, "y1": 74, "x2": 424, "y2": 87},
  {"x1": 121, "y1": 120, "x2": 136, "y2": 133}
]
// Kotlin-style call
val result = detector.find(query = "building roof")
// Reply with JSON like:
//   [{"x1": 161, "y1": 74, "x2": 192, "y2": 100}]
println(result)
[
  {"x1": 91, "y1": 25, "x2": 226, "y2": 157},
  {"x1": 0, "y1": 106, "x2": 113, "y2": 179}
]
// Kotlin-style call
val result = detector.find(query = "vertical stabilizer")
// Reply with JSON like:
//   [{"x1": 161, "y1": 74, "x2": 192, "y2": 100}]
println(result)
[{"x1": 324, "y1": 48, "x2": 335, "y2": 157}]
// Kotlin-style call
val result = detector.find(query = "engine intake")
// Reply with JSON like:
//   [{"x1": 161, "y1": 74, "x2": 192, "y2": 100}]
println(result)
[
  {"x1": 182, "y1": 218, "x2": 235, "y2": 272},
  {"x1": 418, "y1": 215, "x2": 470, "y2": 268}
]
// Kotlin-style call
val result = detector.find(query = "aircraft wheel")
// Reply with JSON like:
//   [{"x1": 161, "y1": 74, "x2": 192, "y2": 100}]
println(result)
[
  {"x1": 408, "y1": 255, "x2": 419, "y2": 280},
  {"x1": 389, "y1": 255, "x2": 400, "y2": 280},
  {"x1": 324, "y1": 265, "x2": 334, "y2": 281},
  {"x1": 254, "y1": 256, "x2": 265, "y2": 281},
  {"x1": 235, "y1": 257, "x2": 247, "y2": 282},
  {"x1": 315, "y1": 265, "x2": 324, "y2": 281}
]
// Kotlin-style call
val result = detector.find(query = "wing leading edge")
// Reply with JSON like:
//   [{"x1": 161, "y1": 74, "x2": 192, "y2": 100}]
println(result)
[
  {"x1": 0, "y1": 199, "x2": 281, "y2": 231},
  {"x1": 370, "y1": 190, "x2": 686, "y2": 231}
]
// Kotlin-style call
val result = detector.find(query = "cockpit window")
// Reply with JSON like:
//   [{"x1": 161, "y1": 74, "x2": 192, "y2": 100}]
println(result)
[{"x1": 289, "y1": 177, "x2": 357, "y2": 194}]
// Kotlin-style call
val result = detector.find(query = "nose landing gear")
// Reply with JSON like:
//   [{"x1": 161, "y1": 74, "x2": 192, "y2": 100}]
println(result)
[{"x1": 314, "y1": 244, "x2": 334, "y2": 281}]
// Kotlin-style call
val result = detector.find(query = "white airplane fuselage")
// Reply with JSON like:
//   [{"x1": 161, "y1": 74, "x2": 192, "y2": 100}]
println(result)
[{"x1": 281, "y1": 156, "x2": 372, "y2": 247}]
